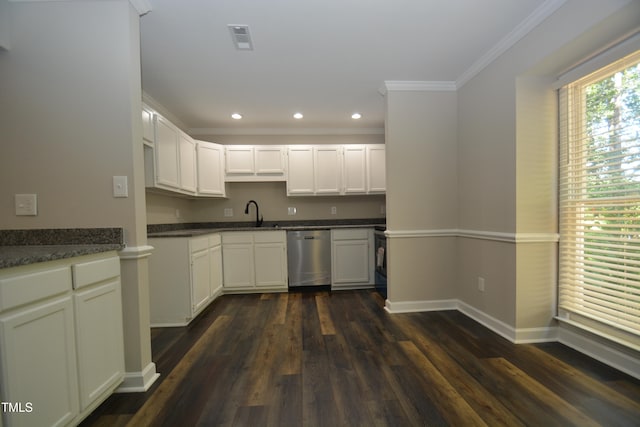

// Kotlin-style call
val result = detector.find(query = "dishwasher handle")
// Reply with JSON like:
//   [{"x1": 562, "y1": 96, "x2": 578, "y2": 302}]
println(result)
[{"x1": 304, "y1": 236, "x2": 316, "y2": 240}]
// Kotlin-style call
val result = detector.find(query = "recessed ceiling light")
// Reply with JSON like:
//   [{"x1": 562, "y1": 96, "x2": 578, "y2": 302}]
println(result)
[
  {"x1": 293, "y1": 112, "x2": 303, "y2": 119},
  {"x1": 351, "y1": 113, "x2": 362, "y2": 119},
  {"x1": 231, "y1": 113, "x2": 242, "y2": 120}
]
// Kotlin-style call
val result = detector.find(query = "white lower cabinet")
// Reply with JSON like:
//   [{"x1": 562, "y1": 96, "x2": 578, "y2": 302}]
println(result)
[
  {"x1": 222, "y1": 231, "x2": 287, "y2": 292},
  {"x1": 148, "y1": 234, "x2": 223, "y2": 327},
  {"x1": 0, "y1": 252, "x2": 124, "y2": 427},
  {"x1": 331, "y1": 228, "x2": 375, "y2": 290}
]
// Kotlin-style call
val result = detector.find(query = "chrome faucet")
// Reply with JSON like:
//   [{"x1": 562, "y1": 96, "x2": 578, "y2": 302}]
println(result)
[{"x1": 244, "y1": 200, "x2": 264, "y2": 227}]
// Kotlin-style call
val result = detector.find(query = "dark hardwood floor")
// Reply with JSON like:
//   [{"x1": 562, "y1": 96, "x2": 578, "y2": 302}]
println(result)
[{"x1": 81, "y1": 290, "x2": 640, "y2": 426}]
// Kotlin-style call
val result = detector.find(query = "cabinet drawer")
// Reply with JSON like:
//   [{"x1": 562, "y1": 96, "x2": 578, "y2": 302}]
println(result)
[
  {"x1": 190, "y1": 236, "x2": 210, "y2": 253},
  {"x1": 222, "y1": 232, "x2": 253, "y2": 244},
  {"x1": 253, "y1": 230, "x2": 285, "y2": 243},
  {"x1": 72, "y1": 256, "x2": 120, "y2": 290},
  {"x1": 0, "y1": 266, "x2": 72, "y2": 312},
  {"x1": 331, "y1": 228, "x2": 370, "y2": 240}
]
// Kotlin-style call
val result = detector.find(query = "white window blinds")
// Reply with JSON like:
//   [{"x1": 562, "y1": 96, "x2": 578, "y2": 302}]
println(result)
[{"x1": 558, "y1": 50, "x2": 640, "y2": 349}]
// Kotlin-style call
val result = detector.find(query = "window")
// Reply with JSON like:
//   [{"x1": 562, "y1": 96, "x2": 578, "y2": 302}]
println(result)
[{"x1": 558, "y1": 50, "x2": 640, "y2": 349}]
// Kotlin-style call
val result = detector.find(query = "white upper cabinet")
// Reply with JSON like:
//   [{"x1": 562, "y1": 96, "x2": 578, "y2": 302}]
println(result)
[
  {"x1": 153, "y1": 115, "x2": 180, "y2": 190},
  {"x1": 225, "y1": 145, "x2": 254, "y2": 174},
  {"x1": 343, "y1": 145, "x2": 367, "y2": 194},
  {"x1": 225, "y1": 145, "x2": 286, "y2": 181},
  {"x1": 178, "y1": 132, "x2": 197, "y2": 194},
  {"x1": 314, "y1": 146, "x2": 342, "y2": 195},
  {"x1": 366, "y1": 145, "x2": 386, "y2": 194},
  {"x1": 255, "y1": 146, "x2": 286, "y2": 175},
  {"x1": 142, "y1": 105, "x2": 154, "y2": 145},
  {"x1": 144, "y1": 110, "x2": 197, "y2": 196},
  {"x1": 287, "y1": 144, "x2": 385, "y2": 196},
  {"x1": 196, "y1": 141, "x2": 226, "y2": 197},
  {"x1": 287, "y1": 146, "x2": 315, "y2": 195}
]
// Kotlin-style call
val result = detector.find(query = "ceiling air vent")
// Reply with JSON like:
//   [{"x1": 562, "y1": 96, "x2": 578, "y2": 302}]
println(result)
[{"x1": 228, "y1": 25, "x2": 253, "y2": 50}]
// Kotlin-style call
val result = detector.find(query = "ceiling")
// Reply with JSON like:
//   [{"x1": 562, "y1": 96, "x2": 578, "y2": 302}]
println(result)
[{"x1": 139, "y1": 0, "x2": 556, "y2": 135}]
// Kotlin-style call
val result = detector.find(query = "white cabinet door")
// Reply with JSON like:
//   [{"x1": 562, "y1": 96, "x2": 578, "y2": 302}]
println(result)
[
  {"x1": 343, "y1": 145, "x2": 367, "y2": 194},
  {"x1": 142, "y1": 105, "x2": 154, "y2": 144},
  {"x1": 0, "y1": 296, "x2": 79, "y2": 427},
  {"x1": 254, "y1": 242, "x2": 287, "y2": 288},
  {"x1": 196, "y1": 141, "x2": 226, "y2": 197},
  {"x1": 209, "y1": 242, "x2": 223, "y2": 297},
  {"x1": 367, "y1": 145, "x2": 386, "y2": 193},
  {"x1": 332, "y1": 240, "x2": 370, "y2": 284},
  {"x1": 179, "y1": 132, "x2": 197, "y2": 194},
  {"x1": 225, "y1": 146, "x2": 254, "y2": 174},
  {"x1": 74, "y1": 279, "x2": 124, "y2": 412},
  {"x1": 287, "y1": 146, "x2": 315, "y2": 195},
  {"x1": 222, "y1": 243, "x2": 255, "y2": 289},
  {"x1": 314, "y1": 146, "x2": 342, "y2": 194},
  {"x1": 191, "y1": 248, "x2": 211, "y2": 315},
  {"x1": 255, "y1": 146, "x2": 285, "y2": 175},
  {"x1": 154, "y1": 115, "x2": 180, "y2": 189}
]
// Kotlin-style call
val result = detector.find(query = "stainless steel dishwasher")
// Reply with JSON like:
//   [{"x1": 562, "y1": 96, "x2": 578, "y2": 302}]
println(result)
[{"x1": 287, "y1": 229, "x2": 331, "y2": 287}]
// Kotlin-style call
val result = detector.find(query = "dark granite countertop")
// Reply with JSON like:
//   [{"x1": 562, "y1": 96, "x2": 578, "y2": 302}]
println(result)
[
  {"x1": 0, "y1": 228, "x2": 125, "y2": 270},
  {"x1": 0, "y1": 244, "x2": 124, "y2": 270},
  {"x1": 148, "y1": 219, "x2": 386, "y2": 238}
]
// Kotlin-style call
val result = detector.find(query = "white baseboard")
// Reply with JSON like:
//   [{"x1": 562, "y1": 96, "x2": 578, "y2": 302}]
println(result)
[
  {"x1": 384, "y1": 299, "x2": 457, "y2": 313},
  {"x1": 558, "y1": 326, "x2": 640, "y2": 380},
  {"x1": 116, "y1": 362, "x2": 160, "y2": 393}
]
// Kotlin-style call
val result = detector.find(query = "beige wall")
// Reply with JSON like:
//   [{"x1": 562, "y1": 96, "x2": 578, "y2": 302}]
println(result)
[
  {"x1": 384, "y1": 89, "x2": 458, "y2": 303},
  {"x1": 0, "y1": 0, "x2": 147, "y2": 245},
  {"x1": 146, "y1": 183, "x2": 385, "y2": 225},
  {"x1": 456, "y1": 0, "x2": 639, "y2": 332}
]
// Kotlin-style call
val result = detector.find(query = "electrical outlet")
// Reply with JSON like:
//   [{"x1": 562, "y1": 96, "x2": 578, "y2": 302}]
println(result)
[
  {"x1": 175, "y1": 209, "x2": 181, "y2": 218},
  {"x1": 288, "y1": 207, "x2": 297, "y2": 215},
  {"x1": 331, "y1": 206, "x2": 337, "y2": 215},
  {"x1": 224, "y1": 208, "x2": 233, "y2": 217},
  {"x1": 478, "y1": 277, "x2": 485, "y2": 292}
]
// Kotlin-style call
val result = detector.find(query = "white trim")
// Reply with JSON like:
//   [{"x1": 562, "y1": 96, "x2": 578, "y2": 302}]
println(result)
[
  {"x1": 188, "y1": 127, "x2": 384, "y2": 136},
  {"x1": 385, "y1": 229, "x2": 458, "y2": 239},
  {"x1": 456, "y1": 0, "x2": 568, "y2": 88},
  {"x1": 558, "y1": 326, "x2": 640, "y2": 380},
  {"x1": 8, "y1": 0, "x2": 152, "y2": 15},
  {"x1": 128, "y1": 0, "x2": 151, "y2": 15},
  {"x1": 384, "y1": 228, "x2": 559, "y2": 243},
  {"x1": 379, "y1": 81, "x2": 457, "y2": 96},
  {"x1": 118, "y1": 245, "x2": 154, "y2": 260},
  {"x1": 456, "y1": 300, "x2": 518, "y2": 342},
  {"x1": 384, "y1": 299, "x2": 457, "y2": 314},
  {"x1": 115, "y1": 362, "x2": 160, "y2": 393},
  {"x1": 554, "y1": 30, "x2": 640, "y2": 89}
]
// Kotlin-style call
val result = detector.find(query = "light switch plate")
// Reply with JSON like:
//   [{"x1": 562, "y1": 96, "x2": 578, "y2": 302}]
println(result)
[
  {"x1": 15, "y1": 194, "x2": 37, "y2": 216},
  {"x1": 224, "y1": 208, "x2": 233, "y2": 217},
  {"x1": 113, "y1": 176, "x2": 128, "y2": 198}
]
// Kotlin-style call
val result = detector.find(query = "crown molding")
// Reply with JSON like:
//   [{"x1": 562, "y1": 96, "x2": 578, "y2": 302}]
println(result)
[
  {"x1": 456, "y1": 0, "x2": 567, "y2": 88},
  {"x1": 189, "y1": 127, "x2": 385, "y2": 136},
  {"x1": 8, "y1": 0, "x2": 152, "y2": 15},
  {"x1": 128, "y1": 0, "x2": 151, "y2": 15},
  {"x1": 379, "y1": 81, "x2": 457, "y2": 96}
]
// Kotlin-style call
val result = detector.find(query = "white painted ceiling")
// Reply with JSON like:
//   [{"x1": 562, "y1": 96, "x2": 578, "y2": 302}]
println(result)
[{"x1": 139, "y1": 0, "x2": 553, "y2": 134}]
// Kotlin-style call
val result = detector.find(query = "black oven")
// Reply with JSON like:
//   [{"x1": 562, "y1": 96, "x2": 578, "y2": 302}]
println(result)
[{"x1": 374, "y1": 230, "x2": 387, "y2": 298}]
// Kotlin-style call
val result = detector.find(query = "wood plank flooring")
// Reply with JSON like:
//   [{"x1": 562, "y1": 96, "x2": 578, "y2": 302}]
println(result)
[{"x1": 81, "y1": 290, "x2": 640, "y2": 426}]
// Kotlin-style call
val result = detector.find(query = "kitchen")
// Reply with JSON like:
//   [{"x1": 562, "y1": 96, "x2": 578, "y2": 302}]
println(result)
[{"x1": 1, "y1": 0, "x2": 640, "y2": 425}]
